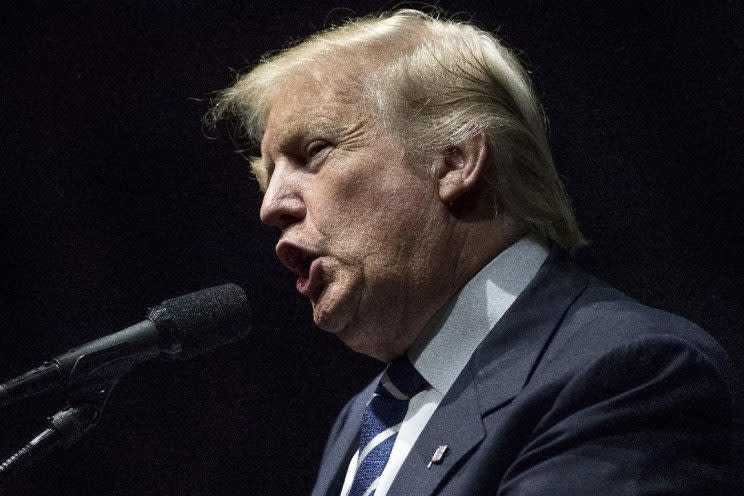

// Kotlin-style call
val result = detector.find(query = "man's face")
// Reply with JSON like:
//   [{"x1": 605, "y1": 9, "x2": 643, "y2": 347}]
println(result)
[{"x1": 259, "y1": 68, "x2": 452, "y2": 361}]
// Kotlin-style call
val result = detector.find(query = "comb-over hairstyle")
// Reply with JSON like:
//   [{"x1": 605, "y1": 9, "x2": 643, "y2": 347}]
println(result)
[{"x1": 207, "y1": 9, "x2": 586, "y2": 252}]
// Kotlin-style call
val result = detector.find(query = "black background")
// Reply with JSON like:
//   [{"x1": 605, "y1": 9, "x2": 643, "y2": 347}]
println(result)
[{"x1": 1, "y1": 1, "x2": 742, "y2": 494}]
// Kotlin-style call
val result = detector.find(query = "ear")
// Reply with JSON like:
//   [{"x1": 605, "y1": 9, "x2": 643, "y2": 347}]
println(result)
[{"x1": 437, "y1": 132, "x2": 489, "y2": 205}]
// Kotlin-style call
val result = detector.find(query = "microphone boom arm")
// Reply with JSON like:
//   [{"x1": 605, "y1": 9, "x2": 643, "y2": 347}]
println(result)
[{"x1": 1, "y1": 343, "x2": 148, "y2": 478}]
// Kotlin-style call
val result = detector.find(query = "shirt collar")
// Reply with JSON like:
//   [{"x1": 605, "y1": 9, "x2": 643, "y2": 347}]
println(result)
[{"x1": 407, "y1": 233, "x2": 550, "y2": 396}]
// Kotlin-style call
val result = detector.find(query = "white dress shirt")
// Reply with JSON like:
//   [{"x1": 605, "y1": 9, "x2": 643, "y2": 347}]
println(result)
[{"x1": 340, "y1": 234, "x2": 550, "y2": 496}]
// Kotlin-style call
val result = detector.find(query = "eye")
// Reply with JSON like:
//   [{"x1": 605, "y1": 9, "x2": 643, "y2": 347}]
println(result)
[
  {"x1": 305, "y1": 140, "x2": 332, "y2": 168},
  {"x1": 307, "y1": 140, "x2": 330, "y2": 158}
]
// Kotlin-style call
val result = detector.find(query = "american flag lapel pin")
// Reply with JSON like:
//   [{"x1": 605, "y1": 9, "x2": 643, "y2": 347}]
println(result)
[{"x1": 427, "y1": 444, "x2": 449, "y2": 468}]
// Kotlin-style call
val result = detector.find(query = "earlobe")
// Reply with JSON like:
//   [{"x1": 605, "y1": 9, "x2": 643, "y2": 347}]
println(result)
[{"x1": 437, "y1": 132, "x2": 489, "y2": 205}]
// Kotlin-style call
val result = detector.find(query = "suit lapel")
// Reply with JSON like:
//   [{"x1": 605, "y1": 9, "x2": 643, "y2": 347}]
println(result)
[
  {"x1": 388, "y1": 247, "x2": 589, "y2": 495},
  {"x1": 387, "y1": 364, "x2": 485, "y2": 495},
  {"x1": 472, "y1": 248, "x2": 589, "y2": 413}
]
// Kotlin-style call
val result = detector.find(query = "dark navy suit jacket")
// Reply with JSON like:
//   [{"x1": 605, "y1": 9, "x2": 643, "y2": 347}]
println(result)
[{"x1": 310, "y1": 248, "x2": 733, "y2": 495}]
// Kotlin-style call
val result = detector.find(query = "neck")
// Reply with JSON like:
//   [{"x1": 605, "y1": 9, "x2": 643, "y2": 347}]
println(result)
[
  {"x1": 380, "y1": 211, "x2": 526, "y2": 363},
  {"x1": 450, "y1": 210, "x2": 528, "y2": 295}
]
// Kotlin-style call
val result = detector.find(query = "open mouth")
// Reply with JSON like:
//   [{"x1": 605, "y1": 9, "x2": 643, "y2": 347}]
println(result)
[
  {"x1": 276, "y1": 241, "x2": 322, "y2": 297},
  {"x1": 283, "y1": 246, "x2": 313, "y2": 279}
]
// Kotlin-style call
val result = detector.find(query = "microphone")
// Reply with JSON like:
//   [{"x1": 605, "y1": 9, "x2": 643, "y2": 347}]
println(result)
[{"x1": 0, "y1": 284, "x2": 250, "y2": 408}]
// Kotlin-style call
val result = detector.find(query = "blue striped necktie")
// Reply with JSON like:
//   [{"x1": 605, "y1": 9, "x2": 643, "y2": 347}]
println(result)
[{"x1": 347, "y1": 356, "x2": 427, "y2": 496}]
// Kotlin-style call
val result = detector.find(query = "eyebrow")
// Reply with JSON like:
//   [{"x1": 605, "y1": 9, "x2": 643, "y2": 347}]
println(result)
[
  {"x1": 273, "y1": 113, "x2": 342, "y2": 149},
  {"x1": 254, "y1": 112, "x2": 346, "y2": 191},
  {"x1": 271, "y1": 121, "x2": 309, "y2": 150}
]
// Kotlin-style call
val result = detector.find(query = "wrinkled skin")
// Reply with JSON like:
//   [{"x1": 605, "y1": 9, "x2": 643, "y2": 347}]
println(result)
[{"x1": 259, "y1": 66, "x2": 511, "y2": 362}]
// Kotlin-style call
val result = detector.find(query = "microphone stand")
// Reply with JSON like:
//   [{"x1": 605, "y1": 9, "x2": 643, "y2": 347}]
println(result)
[
  {"x1": 0, "y1": 405, "x2": 98, "y2": 475},
  {"x1": 0, "y1": 345, "x2": 148, "y2": 478}
]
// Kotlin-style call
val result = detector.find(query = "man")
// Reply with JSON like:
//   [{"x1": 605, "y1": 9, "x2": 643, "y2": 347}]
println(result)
[{"x1": 209, "y1": 9, "x2": 733, "y2": 495}]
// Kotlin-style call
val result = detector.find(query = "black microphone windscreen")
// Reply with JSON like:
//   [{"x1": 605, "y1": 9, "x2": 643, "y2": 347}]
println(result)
[{"x1": 148, "y1": 283, "x2": 251, "y2": 360}]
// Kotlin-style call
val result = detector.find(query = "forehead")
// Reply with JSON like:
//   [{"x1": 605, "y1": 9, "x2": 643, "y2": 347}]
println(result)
[{"x1": 262, "y1": 67, "x2": 367, "y2": 149}]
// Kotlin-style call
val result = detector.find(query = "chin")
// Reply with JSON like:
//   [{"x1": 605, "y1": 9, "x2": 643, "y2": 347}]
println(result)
[
  {"x1": 325, "y1": 316, "x2": 372, "y2": 354},
  {"x1": 312, "y1": 299, "x2": 352, "y2": 335},
  {"x1": 312, "y1": 275, "x2": 363, "y2": 333}
]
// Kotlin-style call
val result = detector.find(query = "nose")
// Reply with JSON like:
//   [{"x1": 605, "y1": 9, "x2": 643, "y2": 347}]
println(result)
[{"x1": 259, "y1": 166, "x2": 306, "y2": 229}]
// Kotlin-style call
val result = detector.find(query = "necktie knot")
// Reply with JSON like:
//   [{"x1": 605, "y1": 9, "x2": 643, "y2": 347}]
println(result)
[{"x1": 378, "y1": 356, "x2": 427, "y2": 400}]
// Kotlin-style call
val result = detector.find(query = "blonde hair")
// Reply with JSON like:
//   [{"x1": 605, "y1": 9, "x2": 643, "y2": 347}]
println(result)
[{"x1": 206, "y1": 9, "x2": 586, "y2": 251}]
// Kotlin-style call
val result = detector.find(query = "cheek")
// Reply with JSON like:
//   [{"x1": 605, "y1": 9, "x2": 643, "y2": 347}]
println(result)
[
  {"x1": 342, "y1": 173, "x2": 432, "y2": 225},
  {"x1": 357, "y1": 196, "x2": 441, "y2": 279},
  {"x1": 315, "y1": 157, "x2": 439, "y2": 262}
]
